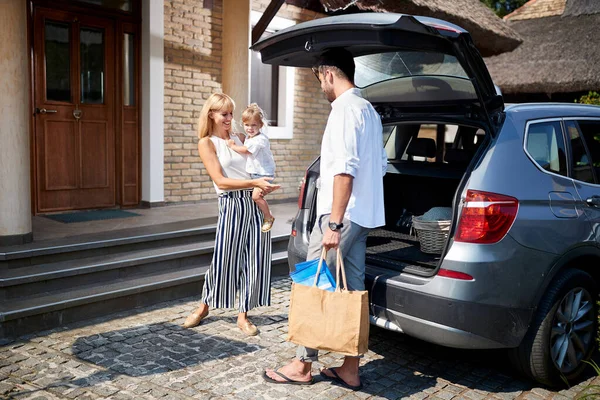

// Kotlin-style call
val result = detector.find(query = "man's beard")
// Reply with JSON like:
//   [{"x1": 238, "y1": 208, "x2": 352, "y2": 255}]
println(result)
[{"x1": 323, "y1": 86, "x2": 335, "y2": 103}]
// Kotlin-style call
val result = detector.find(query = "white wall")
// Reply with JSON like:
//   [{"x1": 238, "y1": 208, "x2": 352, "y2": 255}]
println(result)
[
  {"x1": 141, "y1": 0, "x2": 165, "y2": 204},
  {"x1": 0, "y1": 0, "x2": 32, "y2": 241}
]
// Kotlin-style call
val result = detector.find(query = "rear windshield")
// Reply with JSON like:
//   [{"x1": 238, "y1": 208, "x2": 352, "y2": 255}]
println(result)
[{"x1": 355, "y1": 51, "x2": 469, "y2": 88}]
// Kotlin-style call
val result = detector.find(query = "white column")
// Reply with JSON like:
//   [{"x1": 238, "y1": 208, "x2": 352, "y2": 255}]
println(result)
[
  {"x1": 223, "y1": 0, "x2": 251, "y2": 119},
  {"x1": 141, "y1": 0, "x2": 165, "y2": 205},
  {"x1": 0, "y1": 0, "x2": 32, "y2": 245}
]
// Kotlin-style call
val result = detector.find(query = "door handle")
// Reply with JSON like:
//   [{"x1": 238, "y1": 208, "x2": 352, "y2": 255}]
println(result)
[
  {"x1": 35, "y1": 108, "x2": 57, "y2": 115},
  {"x1": 586, "y1": 196, "x2": 600, "y2": 208}
]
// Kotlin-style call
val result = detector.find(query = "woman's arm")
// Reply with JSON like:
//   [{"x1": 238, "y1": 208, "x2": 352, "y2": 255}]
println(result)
[{"x1": 198, "y1": 138, "x2": 279, "y2": 192}]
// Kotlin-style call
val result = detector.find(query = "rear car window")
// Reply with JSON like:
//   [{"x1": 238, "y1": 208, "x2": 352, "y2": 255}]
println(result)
[
  {"x1": 565, "y1": 121, "x2": 595, "y2": 184},
  {"x1": 355, "y1": 51, "x2": 468, "y2": 88},
  {"x1": 575, "y1": 120, "x2": 600, "y2": 183},
  {"x1": 525, "y1": 121, "x2": 568, "y2": 177}
]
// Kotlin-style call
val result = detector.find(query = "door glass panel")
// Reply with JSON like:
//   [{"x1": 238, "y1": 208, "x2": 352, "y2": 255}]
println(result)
[
  {"x1": 123, "y1": 33, "x2": 135, "y2": 106},
  {"x1": 45, "y1": 21, "x2": 71, "y2": 102},
  {"x1": 76, "y1": 0, "x2": 132, "y2": 12},
  {"x1": 565, "y1": 121, "x2": 594, "y2": 183},
  {"x1": 80, "y1": 27, "x2": 105, "y2": 104},
  {"x1": 576, "y1": 120, "x2": 600, "y2": 183}
]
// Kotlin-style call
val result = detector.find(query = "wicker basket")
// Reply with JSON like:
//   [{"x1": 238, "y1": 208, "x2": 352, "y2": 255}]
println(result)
[{"x1": 411, "y1": 216, "x2": 451, "y2": 254}]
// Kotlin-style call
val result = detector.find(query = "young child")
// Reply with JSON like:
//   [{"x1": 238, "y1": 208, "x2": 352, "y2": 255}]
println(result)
[{"x1": 227, "y1": 103, "x2": 276, "y2": 232}]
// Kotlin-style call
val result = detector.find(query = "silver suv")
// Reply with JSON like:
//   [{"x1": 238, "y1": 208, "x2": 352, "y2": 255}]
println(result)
[{"x1": 252, "y1": 13, "x2": 600, "y2": 386}]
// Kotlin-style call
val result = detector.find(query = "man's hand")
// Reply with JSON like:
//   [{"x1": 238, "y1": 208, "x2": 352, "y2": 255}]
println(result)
[{"x1": 322, "y1": 228, "x2": 341, "y2": 250}]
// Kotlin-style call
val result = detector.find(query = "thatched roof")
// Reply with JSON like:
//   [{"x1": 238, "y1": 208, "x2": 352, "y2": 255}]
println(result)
[
  {"x1": 563, "y1": 0, "x2": 600, "y2": 16},
  {"x1": 285, "y1": 0, "x2": 523, "y2": 57},
  {"x1": 503, "y1": 0, "x2": 566, "y2": 21},
  {"x1": 485, "y1": 2, "x2": 600, "y2": 94}
]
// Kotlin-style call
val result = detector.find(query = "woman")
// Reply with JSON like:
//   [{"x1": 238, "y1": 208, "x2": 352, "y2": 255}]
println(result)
[{"x1": 183, "y1": 93, "x2": 280, "y2": 336}]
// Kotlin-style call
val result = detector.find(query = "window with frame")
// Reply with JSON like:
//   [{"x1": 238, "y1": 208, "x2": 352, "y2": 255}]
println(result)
[
  {"x1": 250, "y1": 12, "x2": 295, "y2": 139},
  {"x1": 525, "y1": 121, "x2": 568, "y2": 177},
  {"x1": 574, "y1": 120, "x2": 600, "y2": 183},
  {"x1": 565, "y1": 120, "x2": 595, "y2": 183}
]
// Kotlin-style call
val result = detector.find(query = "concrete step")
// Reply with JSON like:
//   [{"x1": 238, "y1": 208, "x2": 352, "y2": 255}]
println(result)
[
  {"x1": 0, "y1": 216, "x2": 291, "y2": 340},
  {"x1": 0, "y1": 234, "x2": 289, "y2": 299},
  {"x1": 0, "y1": 249, "x2": 289, "y2": 339},
  {"x1": 0, "y1": 217, "x2": 218, "y2": 268}
]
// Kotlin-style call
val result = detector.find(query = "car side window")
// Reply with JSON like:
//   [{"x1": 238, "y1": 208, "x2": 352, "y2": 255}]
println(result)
[
  {"x1": 565, "y1": 121, "x2": 595, "y2": 184},
  {"x1": 574, "y1": 120, "x2": 600, "y2": 183},
  {"x1": 526, "y1": 121, "x2": 567, "y2": 177}
]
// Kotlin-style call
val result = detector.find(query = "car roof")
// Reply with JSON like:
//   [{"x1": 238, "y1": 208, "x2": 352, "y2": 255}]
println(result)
[{"x1": 505, "y1": 103, "x2": 600, "y2": 120}]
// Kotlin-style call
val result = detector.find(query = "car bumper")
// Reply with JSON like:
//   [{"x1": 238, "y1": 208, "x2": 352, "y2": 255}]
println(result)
[{"x1": 366, "y1": 270, "x2": 534, "y2": 349}]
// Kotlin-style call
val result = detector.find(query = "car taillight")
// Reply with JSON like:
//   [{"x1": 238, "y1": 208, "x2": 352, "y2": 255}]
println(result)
[
  {"x1": 455, "y1": 190, "x2": 518, "y2": 244},
  {"x1": 297, "y1": 176, "x2": 307, "y2": 209},
  {"x1": 438, "y1": 269, "x2": 473, "y2": 280}
]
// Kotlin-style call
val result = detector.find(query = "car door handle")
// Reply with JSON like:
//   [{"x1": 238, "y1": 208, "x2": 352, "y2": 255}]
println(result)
[{"x1": 586, "y1": 196, "x2": 600, "y2": 207}]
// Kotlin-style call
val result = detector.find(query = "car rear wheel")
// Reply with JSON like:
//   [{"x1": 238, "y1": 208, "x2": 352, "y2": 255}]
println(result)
[{"x1": 510, "y1": 269, "x2": 597, "y2": 386}]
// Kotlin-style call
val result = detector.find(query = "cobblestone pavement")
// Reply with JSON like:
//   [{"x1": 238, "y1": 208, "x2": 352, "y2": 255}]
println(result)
[{"x1": 1, "y1": 277, "x2": 596, "y2": 400}]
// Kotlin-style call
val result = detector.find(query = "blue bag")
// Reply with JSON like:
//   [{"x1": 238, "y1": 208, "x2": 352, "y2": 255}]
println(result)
[{"x1": 290, "y1": 249, "x2": 336, "y2": 292}]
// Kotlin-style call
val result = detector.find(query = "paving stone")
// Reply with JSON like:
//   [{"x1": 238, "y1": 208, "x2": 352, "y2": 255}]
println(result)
[{"x1": 2, "y1": 277, "x2": 593, "y2": 400}]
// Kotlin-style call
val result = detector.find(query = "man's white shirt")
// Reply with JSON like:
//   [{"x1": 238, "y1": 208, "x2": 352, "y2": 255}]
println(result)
[{"x1": 317, "y1": 87, "x2": 387, "y2": 228}]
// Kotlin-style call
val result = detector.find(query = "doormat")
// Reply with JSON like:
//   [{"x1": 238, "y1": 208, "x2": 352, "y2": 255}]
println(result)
[{"x1": 44, "y1": 210, "x2": 141, "y2": 223}]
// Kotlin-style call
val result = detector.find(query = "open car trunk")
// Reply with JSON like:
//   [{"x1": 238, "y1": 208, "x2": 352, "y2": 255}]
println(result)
[
  {"x1": 299, "y1": 120, "x2": 486, "y2": 277},
  {"x1": 363, "y1": 121, "x2": 485, "y2": 276}
]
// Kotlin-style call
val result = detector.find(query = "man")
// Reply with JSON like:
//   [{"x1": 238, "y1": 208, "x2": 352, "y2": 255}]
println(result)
[{"x1": 263, "y1": 48, "x2": 387, "y2": 390}]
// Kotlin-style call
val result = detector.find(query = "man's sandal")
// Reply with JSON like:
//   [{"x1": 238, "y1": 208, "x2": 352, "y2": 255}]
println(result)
[{"x1": 262, "y1": 370, "x2": 314, "y2": 385}]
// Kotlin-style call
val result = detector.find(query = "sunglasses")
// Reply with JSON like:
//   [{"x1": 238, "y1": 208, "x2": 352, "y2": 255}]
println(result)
[{"x1": 311, "y1": 66, "x2": 321, "y2": 83}]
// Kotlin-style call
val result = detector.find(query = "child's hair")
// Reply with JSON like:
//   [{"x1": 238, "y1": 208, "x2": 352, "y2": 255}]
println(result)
[
  {"x1": 198, "y1": 93, "x2": 236, "y2": 139},
  {"x1": 241, "y1": 103, "x2": 268, "y2": 131}
]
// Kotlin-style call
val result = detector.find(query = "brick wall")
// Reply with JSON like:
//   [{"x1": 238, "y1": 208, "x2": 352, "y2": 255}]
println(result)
[{"x1": 163, "y1": 0, "x2": 329, "y2": 203}]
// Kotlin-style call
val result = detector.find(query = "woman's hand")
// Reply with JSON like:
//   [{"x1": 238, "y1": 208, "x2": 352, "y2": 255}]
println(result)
[{"x1": 253, "y1": 177, "x2": 280, "y2": 195}]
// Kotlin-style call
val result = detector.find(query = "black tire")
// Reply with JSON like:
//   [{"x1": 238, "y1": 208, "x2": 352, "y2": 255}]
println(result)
[{"x1": 509, "y1": 268, "x2": 597, "y2": 387}]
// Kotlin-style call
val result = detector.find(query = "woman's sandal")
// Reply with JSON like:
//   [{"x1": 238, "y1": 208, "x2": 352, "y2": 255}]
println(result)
[
  {"x1": 183, "y1": 308, "x2": 209, "y2": 328},
  {"x1": 261, "y1": 217, "x2": 275, "y2": 232}
]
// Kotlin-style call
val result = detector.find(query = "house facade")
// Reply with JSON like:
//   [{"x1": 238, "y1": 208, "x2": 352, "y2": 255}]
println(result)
[{"x1": 0, "y1": 0, "x2": 331, "y2": 246}]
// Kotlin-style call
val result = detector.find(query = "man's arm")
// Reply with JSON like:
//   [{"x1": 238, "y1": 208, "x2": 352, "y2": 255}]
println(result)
[{"x1": 322, "y1": 174, "x2": 353, "y2": 250}]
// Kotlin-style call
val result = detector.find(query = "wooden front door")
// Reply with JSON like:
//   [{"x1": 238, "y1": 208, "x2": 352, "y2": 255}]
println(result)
[{"x1": 33, "y1": 8, "x2": 116, "y2": 212}]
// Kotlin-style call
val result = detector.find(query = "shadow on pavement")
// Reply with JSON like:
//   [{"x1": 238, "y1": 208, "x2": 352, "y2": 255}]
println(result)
[
  {"x1": 70, "y1": 321, "x2": 269, "y2": 377},
  {"x1": 351, "y1": 325, "x2": 596, "y2": 399}
]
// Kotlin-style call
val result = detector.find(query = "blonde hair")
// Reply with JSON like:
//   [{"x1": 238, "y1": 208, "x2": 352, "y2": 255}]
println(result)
[
  {"x1": 241, "y1": 103, "x2": 268, "y2": 131},
  {"x1": 197, "y1": 93, "x2": 236, "y2": 139}
]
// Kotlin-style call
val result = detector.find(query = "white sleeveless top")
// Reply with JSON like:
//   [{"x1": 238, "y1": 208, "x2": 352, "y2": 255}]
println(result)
[{"x1": 209, "y1": 134, "x2": 251, "y2": 194}]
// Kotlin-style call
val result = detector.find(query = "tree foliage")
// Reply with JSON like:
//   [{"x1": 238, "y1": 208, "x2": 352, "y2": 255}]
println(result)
[
  {"x1": 576, "y1": 91, "x2": 600, "y2": 106},
  {"x1": 480, "y1": 0, "x2": 528, "y2": 18}
]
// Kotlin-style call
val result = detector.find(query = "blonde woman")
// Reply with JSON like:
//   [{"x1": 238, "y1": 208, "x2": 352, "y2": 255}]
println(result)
[{"x1": 183, "y1": 93, "x2": 280, "y2": 336}]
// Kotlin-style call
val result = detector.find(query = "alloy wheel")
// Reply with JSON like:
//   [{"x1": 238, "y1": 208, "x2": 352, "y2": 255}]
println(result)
[{"x1": 550, "y1": 287, "x2": 595, "y2": 374}]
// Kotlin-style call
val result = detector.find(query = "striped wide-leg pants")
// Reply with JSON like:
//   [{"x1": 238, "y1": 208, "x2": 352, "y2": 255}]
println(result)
[{"x1": 201, "y1": 190, "x2": 272, "y2": 313}]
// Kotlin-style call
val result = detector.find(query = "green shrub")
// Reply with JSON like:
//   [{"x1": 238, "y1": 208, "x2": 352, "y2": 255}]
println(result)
[{"x1": 576, "y1": 91, "x2": 600, "y2": 106}]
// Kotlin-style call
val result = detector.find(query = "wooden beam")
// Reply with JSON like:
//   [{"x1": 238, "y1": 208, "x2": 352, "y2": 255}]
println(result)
[{"x1": 251, "y1": 0, "x2": 285, "y2": 45}]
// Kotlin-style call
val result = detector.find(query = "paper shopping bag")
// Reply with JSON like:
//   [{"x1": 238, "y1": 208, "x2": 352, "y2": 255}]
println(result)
[
  {"x1": 290, "y1": 248, "x2": 336, "y2": 292},
  {"x1": 287, "y1": 248, "x2": 370, "y2": 356}
]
